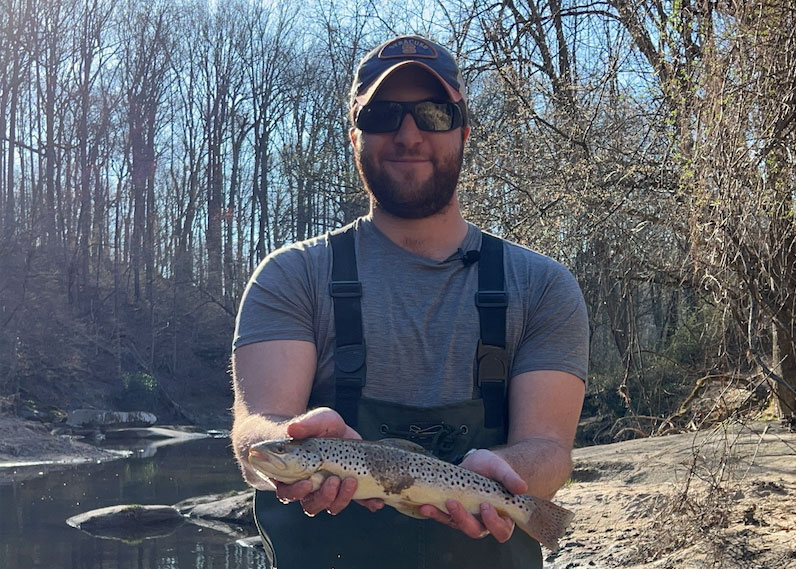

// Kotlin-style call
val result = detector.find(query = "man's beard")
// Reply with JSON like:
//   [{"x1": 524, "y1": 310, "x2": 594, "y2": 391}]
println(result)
[{"x1": 355, "y1": 143, "x2": 464, "y2": 219}]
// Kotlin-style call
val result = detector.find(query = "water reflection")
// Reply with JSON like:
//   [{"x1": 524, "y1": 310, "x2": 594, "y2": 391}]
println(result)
[{"x1": 0, "y1": 437, "x2": 270, "y2": 569}]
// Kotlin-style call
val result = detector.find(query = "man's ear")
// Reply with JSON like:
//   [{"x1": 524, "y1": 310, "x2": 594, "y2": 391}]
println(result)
[
  {"x1": 462, "y1": 125, "x2": 471, "y2": 145},
  {"x1": 349, "y1": 127, "x2": 359, "y2": 150}
]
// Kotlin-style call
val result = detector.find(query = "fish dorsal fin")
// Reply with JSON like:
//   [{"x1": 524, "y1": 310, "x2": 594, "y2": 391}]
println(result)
[{"x1": 378, "y1": 438, "x2": 430, "y2": 455}]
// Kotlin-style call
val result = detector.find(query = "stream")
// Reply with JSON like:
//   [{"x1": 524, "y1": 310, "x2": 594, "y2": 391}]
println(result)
[{"x1": 0, "y1": 435, "x2": 270, "y2": 569}]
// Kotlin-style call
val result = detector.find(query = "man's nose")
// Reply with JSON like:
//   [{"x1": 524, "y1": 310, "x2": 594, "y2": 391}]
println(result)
[{"x1": 393, "y1": 113, "x2": 423, "y2": 146}]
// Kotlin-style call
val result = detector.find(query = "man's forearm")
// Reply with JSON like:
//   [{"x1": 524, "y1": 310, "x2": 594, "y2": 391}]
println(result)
[
  {"x1": 231, "y1": 403, "x2": 296, "y2": 488},
  {"x1": 492, "y1": 437, "x2": 573, "y2": 499},
  {"x1": 232, "y1": 409, "x2": 291, "y2": 454}
]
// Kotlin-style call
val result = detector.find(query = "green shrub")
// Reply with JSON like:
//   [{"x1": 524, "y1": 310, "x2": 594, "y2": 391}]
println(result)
[{"x1": 116, "y1": 372, "x2": 159, "y2": 411}]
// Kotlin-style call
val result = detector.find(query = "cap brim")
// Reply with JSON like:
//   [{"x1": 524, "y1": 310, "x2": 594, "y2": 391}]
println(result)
[{"x1": 354, "y1": 60, "x2": 463, "y2": 106}]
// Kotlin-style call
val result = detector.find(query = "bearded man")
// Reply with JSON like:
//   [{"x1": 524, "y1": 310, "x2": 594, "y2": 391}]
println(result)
[{"x1": 231, "y1": 35, "x2": 589, "y2": 569}]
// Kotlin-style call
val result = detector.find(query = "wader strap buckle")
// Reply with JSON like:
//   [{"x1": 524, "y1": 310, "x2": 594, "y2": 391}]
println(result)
[
  {"x1": 329, "y1": 281, "x2": 362, "y2": 298},
  {"x1": 475, "y1": 290, "x2": 508, "y2": 309}
]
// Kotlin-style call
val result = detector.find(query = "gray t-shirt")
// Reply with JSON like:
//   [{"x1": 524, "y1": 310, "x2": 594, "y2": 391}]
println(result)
[{"x1": 234, "y1": 216, "x2": 588, "y2": 408}]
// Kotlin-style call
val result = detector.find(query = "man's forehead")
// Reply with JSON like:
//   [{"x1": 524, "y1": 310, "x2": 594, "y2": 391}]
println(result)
[{"x1": 372, "y1": 66, "x2": 449, "y2": 101}]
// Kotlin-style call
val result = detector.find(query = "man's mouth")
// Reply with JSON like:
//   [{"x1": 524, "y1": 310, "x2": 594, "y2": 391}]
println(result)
[{"x1": 385, "y1": 156, "x2": 431, "y2": 164}]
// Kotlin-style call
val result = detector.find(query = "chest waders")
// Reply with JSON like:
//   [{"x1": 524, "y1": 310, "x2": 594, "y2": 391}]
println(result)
[{"x1": 253, "y1": 225, "x2": 543, "y2": 569}]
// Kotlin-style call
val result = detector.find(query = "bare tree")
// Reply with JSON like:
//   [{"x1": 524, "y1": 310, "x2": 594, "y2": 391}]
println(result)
[
  {"x1": 120, "y1": 0, "x2": 173, "y2": 302},
  {"x1": 610, "y1": 0, "x2": 796, "y2": 420},
  {"x1": 0, "y1": 0, "x2": 36, "y2": 239},
  {"x1": 240, "y1": 0, "x2": 294, "y2": 264},
  {"x1": 67, "y1": 0, "x2": 116, "y2": 304}
]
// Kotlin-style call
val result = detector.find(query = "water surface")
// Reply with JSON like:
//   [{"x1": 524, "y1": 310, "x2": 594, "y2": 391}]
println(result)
[{"x1": 0, "y1": 436, "x2": 270, "y2": 569}]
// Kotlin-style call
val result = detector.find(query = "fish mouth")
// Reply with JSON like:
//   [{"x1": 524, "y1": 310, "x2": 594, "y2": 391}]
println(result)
[{"x1": 248, "y1": 448, "x2": 288, "y2": 474}]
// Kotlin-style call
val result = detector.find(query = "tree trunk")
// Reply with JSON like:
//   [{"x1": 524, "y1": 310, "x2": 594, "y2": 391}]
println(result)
[
  {"x1": 129, "y1": 95, "x2": 147, "y2": 301},
  {"x1": 772, "y1": 323, "x2": 796, "y2": 420},
  {"x1": 4, "y1": 53, "x2": 20, "y2": 239},
  {"x1": 44, "y1": 26, "x2": 58, "y2": 251}
]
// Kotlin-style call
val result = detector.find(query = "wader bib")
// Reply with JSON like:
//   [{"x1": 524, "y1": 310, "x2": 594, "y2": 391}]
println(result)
[{"x1": 253, "y1": 225, "x2": 543, "y2": 568}]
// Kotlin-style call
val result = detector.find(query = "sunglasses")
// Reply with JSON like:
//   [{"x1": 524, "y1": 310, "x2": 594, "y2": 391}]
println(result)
[{"x1": 355, "y1": 100, "x2": 465, "y2": 133}]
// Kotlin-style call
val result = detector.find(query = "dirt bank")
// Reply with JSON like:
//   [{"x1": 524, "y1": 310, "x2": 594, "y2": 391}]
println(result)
[
  {"x1": 0, "y1": 416, "x2": 125, "y2": 483},
  {"x1": 548, "y1": 421, "x2": 796, "y2": 569}
]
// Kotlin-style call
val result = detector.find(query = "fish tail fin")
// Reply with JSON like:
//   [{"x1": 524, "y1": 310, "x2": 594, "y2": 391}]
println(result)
[{"x1": 514, "y1": 496, "x2": 574, "y2": 552}]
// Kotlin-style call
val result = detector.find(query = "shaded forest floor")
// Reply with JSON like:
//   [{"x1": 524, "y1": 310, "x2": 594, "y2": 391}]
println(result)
[{"x1": 0, "y1": 414, "x2": 793, "y2": 568}]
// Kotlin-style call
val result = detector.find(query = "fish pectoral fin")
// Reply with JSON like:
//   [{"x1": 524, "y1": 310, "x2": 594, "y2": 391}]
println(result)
[
  {"x1": 308, "y1": 472, "x2": 328, "y2": 492},
  {"x1": 391, "y1": 500, "x2": 426, "y2": 519}
]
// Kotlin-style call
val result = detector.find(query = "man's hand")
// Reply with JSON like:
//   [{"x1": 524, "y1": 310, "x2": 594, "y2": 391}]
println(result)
[
  {"x1": 273, "y1": 407, "x2": 384, "y2": 516},
  {"x1": 417, "y1": 449, "x2": 527, "y2": 543},
  {"x1": 284, "y1": 407, "x2": 361, "y2": 440}
]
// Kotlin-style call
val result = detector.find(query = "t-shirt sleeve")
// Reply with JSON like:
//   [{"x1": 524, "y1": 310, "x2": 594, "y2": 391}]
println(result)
[
  {"x1": 232, "y1": 245, "x2": 318, "y2": 350},
  {"x1": 511, "y1": 262, "x2": 589, "y2": 382}
]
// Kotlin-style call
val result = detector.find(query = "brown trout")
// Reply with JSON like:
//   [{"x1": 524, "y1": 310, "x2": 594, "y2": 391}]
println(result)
[{"x1": 248, "y1": 437, "x2": 574, "y2": 551}]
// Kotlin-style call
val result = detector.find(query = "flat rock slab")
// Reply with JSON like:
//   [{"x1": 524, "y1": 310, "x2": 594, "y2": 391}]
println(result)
[
  {"x1": 571, "y1": 420, "x2": 795, "y2": 485},
  {"x1": 66, "y1": 410, "x2": 157, "y2": 430},
  {"x1": 66, "y1": 504, "x2": 185, "y2": 542},
  {"x1": 176, "y1": 490, "x2": 254, "y2": 525},
  {"x1": 103, "y1": 427, "x2": 210, "y2": 441}
]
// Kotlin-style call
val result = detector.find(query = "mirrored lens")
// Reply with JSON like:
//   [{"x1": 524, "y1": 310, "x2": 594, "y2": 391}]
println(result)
[
  {"x1": 412, "y1": 101, "x2": 456, "y2": 131},
  {"x1": 356, "y1": 102, "x2": 404, "y2": 133}
]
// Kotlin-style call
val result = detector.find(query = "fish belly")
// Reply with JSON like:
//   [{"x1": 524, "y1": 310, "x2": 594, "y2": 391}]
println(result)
[{"x1": 356, "y1": 473, "x2": 521, "y2": 525}]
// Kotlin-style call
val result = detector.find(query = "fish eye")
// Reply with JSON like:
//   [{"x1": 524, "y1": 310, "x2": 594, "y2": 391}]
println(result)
[{"x1": 274, "y1": 442, "x2": 285, "y2": 453}]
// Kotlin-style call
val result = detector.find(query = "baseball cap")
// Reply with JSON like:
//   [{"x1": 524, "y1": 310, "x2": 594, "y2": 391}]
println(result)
[{"x1": 350, "y1": 36, "x2": 466, "y2": 107}]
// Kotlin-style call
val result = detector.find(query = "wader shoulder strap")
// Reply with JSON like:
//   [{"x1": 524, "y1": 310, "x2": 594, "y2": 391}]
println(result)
[
  {"x1": 475, "y1": 232, "x2": 509, "y2": 430},
  {"x1": 328, "y1": 225, "x2": 366, "y2": 427}
]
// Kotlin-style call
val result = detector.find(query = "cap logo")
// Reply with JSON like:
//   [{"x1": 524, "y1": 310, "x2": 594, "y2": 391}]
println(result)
[{"x1": 378, "y1": 37, "x2": 438, "y2": 60}]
